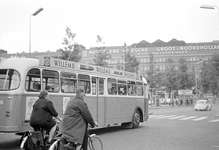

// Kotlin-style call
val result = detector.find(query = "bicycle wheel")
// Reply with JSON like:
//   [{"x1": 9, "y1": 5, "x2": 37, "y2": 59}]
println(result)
[
  {"x1": 88, "y1": 134, "x2": 103, "y2": 150},
  {"x1": 20, "y1": 135, "x2": 28, "y2": 149}
]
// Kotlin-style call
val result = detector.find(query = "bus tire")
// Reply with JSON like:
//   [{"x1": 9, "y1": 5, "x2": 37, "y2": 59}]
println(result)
[
  {"x1": 132, "y1": 109, "x2": 140, "y2": 128},
  {"x1": 121, "y1": 109, "x2": 141, "y2": 129},
  {"x1": 121, "y1": 122, "x2": 133, "y2": 129}
]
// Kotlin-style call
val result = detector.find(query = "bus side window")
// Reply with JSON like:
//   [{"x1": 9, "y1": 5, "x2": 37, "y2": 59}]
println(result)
[
  {"x1": 136, "y1": 82, "x2": 143, "y2": 96},
  {"x1": 42, "y1": 70, "x2": 59, "y2": 93},
  {"x1": 118, "y1": 80, "x2": 127, "y2": 95},
  {"x1": 33, "y1": 82, "x2": 41, "y2": 91},
  {"x1": 25, "y1": 68, "x2": 41, "y2": 92},
  {"x1": 99, "y1": 78, "x2": 104, "y2": 95},
  {"x1": 127, "y1": 80, "x2": 136, "y2": 96},
  {"x1": 61, "y1": 72, "x2": 77, "y2": 93},
  {"x1": 107, "y1": 78, "x2": 117, "y2": 95},
  {"x1": 92, "y1": 77, "x2": 96, "y2": 95},
  {"x1": 78, "y1": 74, "x2": 90, "y2": 94}
]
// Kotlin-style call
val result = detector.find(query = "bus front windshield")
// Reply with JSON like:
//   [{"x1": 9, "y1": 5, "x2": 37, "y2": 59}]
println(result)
[{"x1": 0, "y1": 69, "x2": 20, "y2": 91}]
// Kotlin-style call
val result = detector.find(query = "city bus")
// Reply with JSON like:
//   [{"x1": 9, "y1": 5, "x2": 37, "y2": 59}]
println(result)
[{"x1": 0, "y1": 56, "x2": 149, "y2": 134}]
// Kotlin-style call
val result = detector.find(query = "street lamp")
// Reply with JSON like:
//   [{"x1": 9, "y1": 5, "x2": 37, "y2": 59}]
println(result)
[
  {"x1": 200, "y1": 5, "x2": 219, "y2": 23},
  {"x1": 29, "y1": 8, "x2": 43, "y2": 58},
  {"x1": 200, "y1": 5, "x2": 219, "y2": 10},
  {"x1": 194, "y1": 61, "x2": 204, "y2": 104}
]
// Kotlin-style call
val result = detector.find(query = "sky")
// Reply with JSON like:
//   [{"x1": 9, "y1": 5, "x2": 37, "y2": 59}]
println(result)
[{"x1": 1, "y1": 0, "x2": 219, "y2": 54}]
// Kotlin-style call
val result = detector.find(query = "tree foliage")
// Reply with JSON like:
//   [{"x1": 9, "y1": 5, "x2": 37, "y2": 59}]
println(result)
[
  {"x1": 177, "y1": 58, "x2": 194, "y2": 90},
  {"x1": 124, "y1": 51, "x2": 140, "y2": 73},
  {"x1": 58, "y1": 27, "x2": 82, "y2": 62},
  {"x1": 164, "y1": 58, "x2": 178, "y2": 94},
  {"x1": 93, "y1": 35, "x2": 111, "y2": 67},
  {"x1": 200, "y1": 54, "x2": 219, "y2": 96},
  {"x1": 146, "y1": 54, "x2": 166, "y2": 96}
]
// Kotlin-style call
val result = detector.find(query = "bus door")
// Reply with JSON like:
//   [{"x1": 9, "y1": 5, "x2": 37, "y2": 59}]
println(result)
[
  {"x1": 143, "y1": 83, "x2": 148, "y2": 121},
  {"x1": 92, "y1": 77, "x2": 105, "y2": 126}
]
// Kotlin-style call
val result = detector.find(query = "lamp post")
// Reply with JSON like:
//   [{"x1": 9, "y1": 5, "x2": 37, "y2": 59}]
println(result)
[
  {"x1": 194, "y1": 61, "x2": 204, "y2": 104},
  {"x1": 29, "y1": 8, "x2": 43, "y2": 58},
  {"x1": 200, "y1": 5, "x2": 219, "y2": 10},
  {"x1": 200, "y1": 5, "x2": 219, "y2": 24}
]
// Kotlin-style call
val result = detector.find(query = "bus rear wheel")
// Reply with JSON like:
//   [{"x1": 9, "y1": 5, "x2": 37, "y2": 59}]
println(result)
[
  {"x1": 121, "y1": 109, "x2": 141, "y2": 129},
  {"x1": 133, "y1": 109, "x2": 140, "y2": 128}
]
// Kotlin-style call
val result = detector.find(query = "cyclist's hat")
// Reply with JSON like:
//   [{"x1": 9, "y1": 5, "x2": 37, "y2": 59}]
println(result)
[
  {"x1": 39, "y1": 90, "x2": 48, "y2": 99},
  {"x1": 76, "y1": 88, "x2": 84, "y2": 94}
]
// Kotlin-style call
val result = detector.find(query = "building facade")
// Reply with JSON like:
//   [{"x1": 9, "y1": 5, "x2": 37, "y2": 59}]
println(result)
[{"x1": 82, "y1": 39, "x2": 219, "y2": 75}]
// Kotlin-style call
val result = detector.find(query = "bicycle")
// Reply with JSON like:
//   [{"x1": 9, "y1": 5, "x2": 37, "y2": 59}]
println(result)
[
  {"x1": 49, "y1": 126, "x2": 103, "y2": 150},
  {"x1": 20, "y1": 119, "x2": 60, "y2": 150},
  {"x1": 84, "y1": 132, "x2": 103, "y2": 150}
]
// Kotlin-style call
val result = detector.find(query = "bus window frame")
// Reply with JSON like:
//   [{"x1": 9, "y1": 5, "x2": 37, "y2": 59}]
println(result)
[
  {"x1": 91, "y1": 77, "x2": 97, "y2": 95},
  {"x1": 25, "y1": 68, "x2": 41, "y2": 92},
  {"x1": 61, "y1": 72, "x2": 77, "y2": 93},
  {"x1": 91, "y1": 77, "x2": 105, "y2": 96},
  {"x1": 42, "y1": 69, "x2": 59, "y2": 93},
  {"x1": 127, "y1": 80, "x2": 136, "y2": 96},
  {"x1": 107, "y1": 78, "x2": 117, "y2": 95},
  {"x1": 136, "y1": 81, "x2": 143, "y2": 96},
  {"x1": 0, "y1": 69, "x2": 21, "y2": 91},
  {"x1": 78, "y1": 74, "x2": 91, "y2": 94},
  {"x1": 117, "y1": 79, "x2": 127, "y2": 95}
]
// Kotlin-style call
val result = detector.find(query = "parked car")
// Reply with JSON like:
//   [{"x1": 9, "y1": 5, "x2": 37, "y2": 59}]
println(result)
[
  {"x1": 159, "y1": 98, "x2": 166, "y2": 104},
  {"x1": 165, "y1": 98, "x2": 171, "y2": 104},
  {"x1": 194, "y1": 100, "x2": 212, "y2": 111}
]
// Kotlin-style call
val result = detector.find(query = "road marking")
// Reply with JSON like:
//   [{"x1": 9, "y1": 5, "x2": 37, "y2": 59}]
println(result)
[
  {"x1": 192, "y1": 117, "x2": 208, "y2": 121},
  {"x1": 154, "y1": 115, "x2": 176, "y2": 119},
  {"x1": 149, "y1": 115, "x2": 166, "y2": 118},
  {"x1": 212, "y1": 145, "x2": 219, "y2": 148},
  {"x1": 167, "y1": 116, "x2": 186, "y2": 119},
  {"x1": 179, "y1": 116, "x2": 197, "y2": 120},
  {"x1": 150, "y1": 114, "x2": 217, "y2": 123},
  {"x1": 209, "y1": 119, "x2": 219, "y2": 122}
]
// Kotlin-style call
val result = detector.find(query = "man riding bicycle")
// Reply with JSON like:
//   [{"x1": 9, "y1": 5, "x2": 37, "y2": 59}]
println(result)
[
  {"x1": 30, "y1": 90, "x2": 62, "y2": 143},
  {"x1": 60, "y1": 87, "x2": 96, "y2": 150}
]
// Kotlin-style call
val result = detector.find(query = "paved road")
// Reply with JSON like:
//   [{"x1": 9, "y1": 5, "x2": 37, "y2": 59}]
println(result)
[{"x1": 1, "y1": 103, "x2": 219, "y2": 150}]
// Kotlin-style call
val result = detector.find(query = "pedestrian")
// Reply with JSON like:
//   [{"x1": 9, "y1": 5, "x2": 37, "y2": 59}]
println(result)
[
  {"x1": 186, "y1": 99, "x2": 189, "y2": 106},
  {"x1": 60, "y1": 87, "x2": 96, "y2": 150}
]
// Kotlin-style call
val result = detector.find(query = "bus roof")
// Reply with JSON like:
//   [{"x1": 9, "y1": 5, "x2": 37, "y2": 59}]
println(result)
[
  {"x1": 38, "y1": 56, "x2": 143, "y2": 80},
  {"x1": 0, "y1": 57, "x2": 39, "y2": 69}
]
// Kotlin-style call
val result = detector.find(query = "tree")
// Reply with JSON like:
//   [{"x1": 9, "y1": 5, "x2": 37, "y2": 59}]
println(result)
[
  {"x1": 199, "y1": 61, "x2": 210, "y2": 94},
  {"x1": 124, "y1": 51, "x2": 140, "y2": 73},
  {"x1": 200, "y1": 54, "x2": 219, "y2": 96},
  {"x1": 177, "y1": 58, "x2": 194, "y2": 89},
  {"x1": 58, "y1": 27, "x2": 82, "y2": 62},
  {"x1": 93, "y1": 35, "x2": 111, "y2": 67},
  {"x1": 146, "y1": 54, "x2": 157, "y2": 104},
  {"x1": 164, "y1": 58, "x2": 178, "y2": 98}
]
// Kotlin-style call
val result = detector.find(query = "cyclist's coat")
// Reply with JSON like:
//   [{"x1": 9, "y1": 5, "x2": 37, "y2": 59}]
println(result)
[
  {"x1": 61, "y1": 96, "x2": 95, "y2": 144},
  {"x1": 30, "y1": 98, "x2": 58, "y2": 131}
]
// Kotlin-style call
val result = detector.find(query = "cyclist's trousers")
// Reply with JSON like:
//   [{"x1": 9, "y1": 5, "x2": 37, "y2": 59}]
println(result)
[{"x1": 81, "y1": 130, "x2": 89, "y2": 150}]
